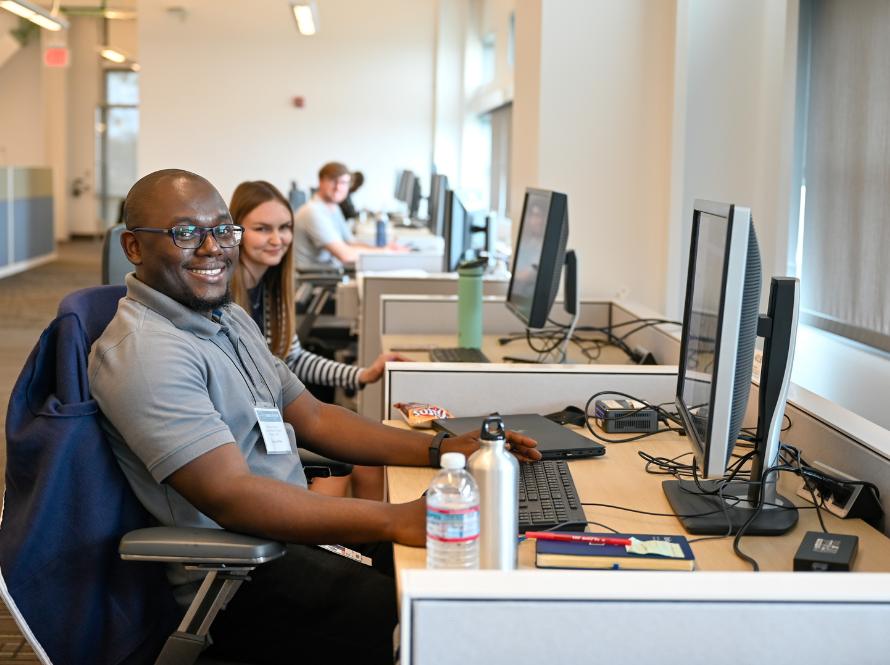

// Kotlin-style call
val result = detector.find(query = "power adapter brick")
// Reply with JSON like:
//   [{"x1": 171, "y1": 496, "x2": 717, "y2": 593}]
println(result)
[
  {"x1": 793, "y1": 531, "x2": 858, "y2": 572},
  {"x1": 593, "y1": 399, "x2": 659, "y2": 434}
]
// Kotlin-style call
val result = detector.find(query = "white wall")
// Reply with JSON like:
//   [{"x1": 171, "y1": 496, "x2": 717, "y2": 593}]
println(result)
[
  {"x1": 510, "y1": 0, "x2": 541, "y2": 224},
  {"x1": 65, "y1": 16, "x2": 101, "y2": 235},
  {"x1": 0, "y1": 15, "x2": 45, "y2": 166},
  {"x1": 666, "y1": 0, "x2": 800, "y2": 317},
  {"x1": 138, "y1": 0, "x2": 436, "y2": 208},
  {"x1": 432, "y1": 0, "x2": 467, "y2": 184},
  {"x1": 512, "y1": 0, "x2": 676, "y2": 310}
]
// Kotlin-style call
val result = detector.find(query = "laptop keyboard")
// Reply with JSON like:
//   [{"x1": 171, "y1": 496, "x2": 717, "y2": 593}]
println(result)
[
  {"x1": 429, "y1": 347, "x2": 490, "y2": 363},
  {"x1": 518, "y1": 460, "x2": 587, "y2": 533}
]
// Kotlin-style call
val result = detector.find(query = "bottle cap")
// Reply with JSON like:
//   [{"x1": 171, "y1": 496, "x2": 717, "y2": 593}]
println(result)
[
  {"x1": 440, "y1": 452, "x2": 466, "y2": 469},
  {"x1": 480, "y1": 415, "x2": 506, "y2": 441}
]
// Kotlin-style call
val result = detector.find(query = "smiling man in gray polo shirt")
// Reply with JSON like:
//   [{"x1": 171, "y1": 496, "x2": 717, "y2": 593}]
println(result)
[{"x1": 88, "y1": 169, "x2": 538, "y2": 664}]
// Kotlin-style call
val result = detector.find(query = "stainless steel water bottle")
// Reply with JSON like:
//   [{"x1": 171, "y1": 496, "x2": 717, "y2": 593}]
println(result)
[{"x1": 467, "y1": 415, "x2": 519, "y2": 570}]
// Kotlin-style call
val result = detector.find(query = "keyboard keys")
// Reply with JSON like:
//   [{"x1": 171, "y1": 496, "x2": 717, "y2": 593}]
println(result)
[
  {"x1": 517, "y1": 459, "x2": 586, "y2": 533},
  {"x1": 429, "y1": 347, "x2": 491, "y2": 363}
]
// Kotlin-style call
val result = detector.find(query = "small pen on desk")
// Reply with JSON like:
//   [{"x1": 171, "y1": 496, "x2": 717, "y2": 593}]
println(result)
[{"x1": 525, "y1": 531, "x2": 632, "y2": 546}]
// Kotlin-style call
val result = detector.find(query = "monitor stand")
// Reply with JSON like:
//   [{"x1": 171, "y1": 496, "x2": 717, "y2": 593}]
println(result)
[
  {"x1": 663, "y1": 479, "x2": 798, "y2": 535},
  {"x1": 503, "y1": 251, "x2": 579, "y2": 364}
]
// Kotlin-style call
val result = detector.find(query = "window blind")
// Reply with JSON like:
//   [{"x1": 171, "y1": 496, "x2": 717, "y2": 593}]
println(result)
[{"x1": 800, "y1": 0, "x2": 890, "y2": 353}]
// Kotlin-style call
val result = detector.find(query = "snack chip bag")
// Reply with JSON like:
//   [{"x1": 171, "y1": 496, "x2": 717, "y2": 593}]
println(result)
[{"x1": 394, "y1": 402, "x2": 453, "y2": 428}]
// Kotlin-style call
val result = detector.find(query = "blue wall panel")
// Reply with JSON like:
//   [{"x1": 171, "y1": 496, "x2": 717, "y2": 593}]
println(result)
[
  {"x1": 0, "y1": 203, "x2": 8, "y2": 268},
  {"x1": 12, "y1": 197, "x2": 55, "y2": 263}
]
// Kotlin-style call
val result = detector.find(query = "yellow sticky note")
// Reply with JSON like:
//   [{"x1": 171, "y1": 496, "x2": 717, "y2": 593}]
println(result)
[{"x1": 627, "y1": 537, "x2": 684, "y2": 558}]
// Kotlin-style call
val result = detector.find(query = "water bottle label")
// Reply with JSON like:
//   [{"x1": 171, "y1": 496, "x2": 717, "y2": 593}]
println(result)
[{"x1": 426, "y1": 505, "x2": 480, "y2": 543}]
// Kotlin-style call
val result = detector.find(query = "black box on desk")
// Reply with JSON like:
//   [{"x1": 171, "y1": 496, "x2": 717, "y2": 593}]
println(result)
[
  {"x1": 793, "y1": 531, "x2": 858, "y2": 571},
  {"x1": 593, "y1": 399, "x2": 659, "y2": 433}
]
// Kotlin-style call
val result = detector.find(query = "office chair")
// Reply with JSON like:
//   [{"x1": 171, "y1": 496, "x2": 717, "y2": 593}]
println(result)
[
  {"x1": 102, "y1": 223, "x2": 131, "y2": 285},
  {"x1": 0, "y1": 285, "x2": 350, "y2": 664}
]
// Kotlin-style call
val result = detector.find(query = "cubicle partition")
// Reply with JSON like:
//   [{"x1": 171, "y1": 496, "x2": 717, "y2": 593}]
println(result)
[
  {"x1": 355, "y1": 252, "x2": 443, "y2": 273},
  {"x1": 385, "y1": 363, "x2": 678, "y2": 420},
  {"x1": 400, "y1": 570, "x2": 890, "y2": 665},
  {"x1": 380, "y1": 295, "x2": 612, "y2": 336},
  {"x1": 610, "y1": 300, "x2": 683, "y2": 366},
  {"x1": 0, "y1": 167, "x2": 56, "y2": 278},
  {"x1": 357, "y1": 274, "x2": 509, "y2": 419}
]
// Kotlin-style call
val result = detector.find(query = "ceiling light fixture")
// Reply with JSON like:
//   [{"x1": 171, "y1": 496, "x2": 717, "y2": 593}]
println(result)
[
  {"x1": 290, "y1": 1, "x2": 318, "y2": 36},
  {"x1": 0, "y1": 0, "x2": 68, "y2": 31},
  {"x1": 99, "y1": 47, "x2": 127, "y2": 64}
]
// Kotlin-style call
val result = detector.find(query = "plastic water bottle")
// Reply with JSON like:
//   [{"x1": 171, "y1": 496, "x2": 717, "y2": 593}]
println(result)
[
  {"x1": 426, "y1": 452, "x2": 480, "y2": 569},
  {"x1": 468, "y1": 415, "x2": 519, "y2": 570},
  {"x1": 375, "y1": 216, "x2": 388, "y2": 247}
]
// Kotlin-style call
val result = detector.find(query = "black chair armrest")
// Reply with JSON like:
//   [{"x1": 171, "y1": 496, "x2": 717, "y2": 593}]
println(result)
[
  {"x1": 119, "y1": 527, "x2": 285, "y2": 565},
  {"x1": 299, "y1": 448, "x2": 354, "y2": 480}
]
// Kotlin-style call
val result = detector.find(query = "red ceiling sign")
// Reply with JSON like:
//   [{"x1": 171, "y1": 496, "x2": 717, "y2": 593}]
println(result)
[{"x1": 44, "y1": 47, "x2": 70, "y2": 68}]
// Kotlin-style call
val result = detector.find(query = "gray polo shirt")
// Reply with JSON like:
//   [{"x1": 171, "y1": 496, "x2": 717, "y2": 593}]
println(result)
[
  {"x1": 89, "y1": 274, "x2": 307, "y2": 531},
  {"x1": 292, "y1": 195, "x2": 355, "y2": 271}
]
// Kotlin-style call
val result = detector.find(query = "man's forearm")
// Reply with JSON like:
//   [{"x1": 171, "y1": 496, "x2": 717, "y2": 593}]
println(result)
[
  {"x1": 298, "y1": 401, "x2": 431, "y2": 466},
  {"x1": 212, "y1": 473, "x2": 413, "y2": 544}
]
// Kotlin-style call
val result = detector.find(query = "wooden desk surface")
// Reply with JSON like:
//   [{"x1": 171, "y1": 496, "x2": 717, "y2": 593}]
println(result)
[
  {"x1": 383, "y1": 333, "x2": 633, "y2": 365},
  {"x1": 386, "y1": 421, "x2": 890, "y2": 574}
]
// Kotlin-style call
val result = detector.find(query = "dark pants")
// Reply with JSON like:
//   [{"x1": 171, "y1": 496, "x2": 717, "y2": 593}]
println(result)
[{"x1": 203, "y1": 542, "x2": 397, "y2": 664}]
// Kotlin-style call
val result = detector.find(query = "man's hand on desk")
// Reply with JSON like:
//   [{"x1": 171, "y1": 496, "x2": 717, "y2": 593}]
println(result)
[{"x1": 444, "y1": 430, "x2": 542, "y2": 463}]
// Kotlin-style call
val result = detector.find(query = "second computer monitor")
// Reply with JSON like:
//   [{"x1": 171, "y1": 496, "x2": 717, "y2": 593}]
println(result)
[
  {"x1": 506, "y1": 188, "x2": 569, "y2": 329},
  {"x1": 394, "y1": 170, "x2": 412, "y2": 202},
  {"x1": 442, "y1": 189, "x2": 471, "y2": 272},
  {"x1": 428, "y1": 174, "x2": 449, "y2": 236},
  {"x1": 406, "y1": 174, "x2": 422, "y2": 219}
]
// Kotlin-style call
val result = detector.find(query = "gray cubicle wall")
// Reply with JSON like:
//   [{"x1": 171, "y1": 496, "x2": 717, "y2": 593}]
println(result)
[
  {"x1": 0, "y1": 167, "x2": 56, "y2": 278},
  {"x1": 402, "y1": 570, "x2": 890, "y2": 665},
  {"x1": 357, "y1": 274, "x2": 509, "y2": 419}
]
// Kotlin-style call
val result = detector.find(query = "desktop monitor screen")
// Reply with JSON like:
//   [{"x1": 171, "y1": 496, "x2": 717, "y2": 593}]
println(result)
[
  {"x1": 406, "y1": 174, "x2": 422, "y2": 219},
  {"x1": 428, "y1": 174, "x2": 449, "y2": 236},
  {"x1": 505, "y1": 188, "x2": 569, "y2": 329},
  {"x1": 395, "y1": 170, "x2": 414, "y2": 202},
  {"x1": 442, "y1": 190, "x2": 470, "y2": 272},
  {"x1": 675, "y1": 200, "x2": 761, "y2": 479}
]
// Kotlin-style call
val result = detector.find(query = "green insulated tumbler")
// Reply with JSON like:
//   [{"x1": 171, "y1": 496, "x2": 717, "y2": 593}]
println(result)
[{"x1": 457, "y1": 259, "x2": 485, "y2": 348}]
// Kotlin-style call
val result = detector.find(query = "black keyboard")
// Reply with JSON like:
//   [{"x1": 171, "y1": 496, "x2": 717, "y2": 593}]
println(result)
[
  {"x1": 518, "y1": 460, "x2": 586, "y2": 533},
  {"x1": 429, "y1": 347, "x2": 490, "y2": 363}
]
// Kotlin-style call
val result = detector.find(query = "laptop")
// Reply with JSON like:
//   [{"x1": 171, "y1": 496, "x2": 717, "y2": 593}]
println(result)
[{"x1": 431, "y1": 413, "x2": 605, "y2": 460}]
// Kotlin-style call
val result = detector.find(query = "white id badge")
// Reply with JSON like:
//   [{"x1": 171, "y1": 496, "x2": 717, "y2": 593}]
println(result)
[{"x1": 255, "y1": 406, "x2": 293, "y2": 454}]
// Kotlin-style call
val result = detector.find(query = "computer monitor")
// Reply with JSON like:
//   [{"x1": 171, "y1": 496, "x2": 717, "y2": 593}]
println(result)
[
  {"x1": 505, "y1": 188, "x2": 570, "y2": 330},
  {"x1": 442, "y1": 189, "x2": 471, "y2": 272},
  {"x1": 663, "y1": 199, "x2": 800, "y2": 536},
  {"x1": 406, "y1": 174, "x2": 422, "y2": 219},
  {"x1": 395, "y1": 170, "x2": 413, "y2": 202},
  {"x1": 428, "y1": 174, "x2": 449, "y2": 236}
]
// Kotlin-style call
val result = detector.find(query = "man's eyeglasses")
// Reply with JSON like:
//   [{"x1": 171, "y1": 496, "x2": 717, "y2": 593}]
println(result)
[{"x1": 130, "y1": 223, "x2": 244, "y2": 249}]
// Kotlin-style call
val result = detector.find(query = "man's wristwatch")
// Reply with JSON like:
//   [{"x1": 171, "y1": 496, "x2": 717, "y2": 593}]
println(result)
[{"x1": 428, "y1": 431, "x2": 451, "y2": 468}]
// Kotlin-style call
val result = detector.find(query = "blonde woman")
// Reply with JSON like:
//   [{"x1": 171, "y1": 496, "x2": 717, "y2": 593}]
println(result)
[{"x1": 229, "y1": 180, "x2": 405, "y2": 498}]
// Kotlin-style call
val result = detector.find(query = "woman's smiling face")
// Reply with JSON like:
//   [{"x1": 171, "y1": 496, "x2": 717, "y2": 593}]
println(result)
[{"x1": 240, "y1": 199, "x2": 294, "y2": 274}]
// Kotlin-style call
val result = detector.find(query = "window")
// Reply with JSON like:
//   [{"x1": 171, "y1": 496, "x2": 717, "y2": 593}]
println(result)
[
  {"x1": 99, "y1": 70, "x2": 139, "y2": 227},
  {"x1": 793, "y1": 0, "x2": 890, "y2": 354}
]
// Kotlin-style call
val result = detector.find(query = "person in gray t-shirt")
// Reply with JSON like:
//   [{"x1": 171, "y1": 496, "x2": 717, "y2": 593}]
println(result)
[
  {"x1": 89, "y1": 168, "x2": 538, "y2": 663},
  {"x1": 292, "y1": 161, "x2": 407, "y2": 270}
]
